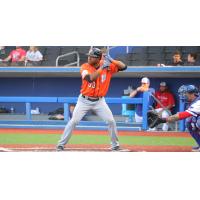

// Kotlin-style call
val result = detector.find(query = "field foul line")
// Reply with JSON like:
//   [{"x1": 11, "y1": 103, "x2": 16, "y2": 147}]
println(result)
[
  {"x1": 0, "y1": 147, "x2": 13, "y2": 152},
  {"x1": 1, "y1": 147, "x2": 110, "y2": 151},
  {"x1": 0, "y1": 147, "x2": 132, "y2": 152}
]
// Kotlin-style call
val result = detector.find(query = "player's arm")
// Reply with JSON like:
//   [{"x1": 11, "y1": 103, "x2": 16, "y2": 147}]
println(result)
[
  {"x1": 82, "y1": 63, "x2": 108, "y2": 83},
  {"x1": 84, "y1": 58, "x2": 114, "y2": 82},
  {"x1": 105, "y1": 55, "x2": 127, "y2": 71},
  {"x1": 148, "y1": 110, "x2": 193, "y2": 128},
  {"x1": 113, "y1": 60, "x2": 126, "y2": 71},
  {"x1": 167, "y1": 100, "x2": 200, "y2": 122},
  {"x1": 165, "y1": 111, "x2": 192, "y2": 123},
  {"x1": 84, "y1": 69, "x2": 102, "y2": 83}
]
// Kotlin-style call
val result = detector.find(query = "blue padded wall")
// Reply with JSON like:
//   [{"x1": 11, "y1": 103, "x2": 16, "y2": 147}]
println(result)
[{"x1": 0, "y1": 77, "x2": 199, "y2": 114}]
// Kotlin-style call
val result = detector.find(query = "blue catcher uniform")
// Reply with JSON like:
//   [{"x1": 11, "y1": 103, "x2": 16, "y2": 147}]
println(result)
[
  {"x1": 179, "y1": 85, "x2": 200, "y2": 147},
  {"x1": 185, "y1": 96, "x2": 200, "y2": 147}
]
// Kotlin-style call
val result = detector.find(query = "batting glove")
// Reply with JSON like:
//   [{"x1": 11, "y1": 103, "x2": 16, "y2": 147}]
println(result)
[
  {"x1": 104, "y1": 54, "x2": 114, "y2": 63},
  {"x1": 100, "y1": 59, "x2": 110, "y2": 69}
]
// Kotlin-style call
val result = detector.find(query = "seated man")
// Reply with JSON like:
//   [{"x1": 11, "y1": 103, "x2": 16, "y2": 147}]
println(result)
[
  {"x1": 3, "y1": 46, "x2": 26, "y2": 66},
  {"x1": 148, "y1": 85, "x2": 200, "y2": 151},
  {"x1": 154, "y1": 82, "x2": 175, "y2": 131},
  {"x1": 129, "y1": 77, "x2": 155, "y2": 123}
]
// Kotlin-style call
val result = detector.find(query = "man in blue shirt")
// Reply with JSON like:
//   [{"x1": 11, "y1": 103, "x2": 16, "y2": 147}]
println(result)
[{"x1": 129, "y1": 77, "x2": 155, "y2": 122}]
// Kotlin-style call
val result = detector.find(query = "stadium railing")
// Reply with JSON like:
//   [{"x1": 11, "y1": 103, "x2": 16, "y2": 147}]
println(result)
[
  {"x1": 0, "y1": 92, "x2": 150, "y2": 130},
  {"x1": 179, "y1": 98, "x2": 186, "y2": 131}
]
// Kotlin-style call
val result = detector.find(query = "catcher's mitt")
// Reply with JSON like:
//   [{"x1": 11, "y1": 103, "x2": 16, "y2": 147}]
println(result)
[{"x1": 147, "y1": 110, "x2": 166, "y2": 128}]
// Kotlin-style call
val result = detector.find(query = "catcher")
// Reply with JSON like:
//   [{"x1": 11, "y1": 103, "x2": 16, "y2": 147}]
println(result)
[{"x1": 148, "y1": 85, "x2": 200, "y2": 151}]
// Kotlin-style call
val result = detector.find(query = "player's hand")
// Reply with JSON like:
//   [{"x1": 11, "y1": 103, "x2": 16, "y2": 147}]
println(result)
[
  {"x1": 104, "y1": 54, "x2": 114, "y2": 63},
  {"x1": 100, "y1": 59, "x2": 111, "y2": 70}
]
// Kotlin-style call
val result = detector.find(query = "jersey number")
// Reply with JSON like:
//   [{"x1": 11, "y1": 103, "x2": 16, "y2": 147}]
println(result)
[{"x1": 88, "y1": 82, "x2": 96, "y2": 88}]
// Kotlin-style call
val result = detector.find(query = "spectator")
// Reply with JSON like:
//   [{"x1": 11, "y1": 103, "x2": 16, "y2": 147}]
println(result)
[
  {"x1": 129, "y1": 77, "x2": 155, "y2": 123},
  {"x1": 154, "y1": 82, "x2": 175, "y2": 131},
  {"x1": 0, "y1": 46, "x2": 5, "y2": 59},
  {"x1": 0, "y1": 46, "x2": 8, "y2": 66},
  {"x1": 168, "y1": 51, "x2": 184, "y2": 66},
  {"x1": 185, "y1": 53, "x2": 199, "y2": 66},
  {"x1": 25, "y1": 46, "x2": 43, "y2": 66},
  {"x1": 3, "y1": 46, "x2": 26, "y2": 66},
  {"x1": 158, "y1": 51, "x2": 184, "y2": 66}
]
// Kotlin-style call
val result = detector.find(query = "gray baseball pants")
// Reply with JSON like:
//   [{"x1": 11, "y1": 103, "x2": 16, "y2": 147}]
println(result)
[{"x1": 57, "y1": 95, "x2": 119, "y2": 148}]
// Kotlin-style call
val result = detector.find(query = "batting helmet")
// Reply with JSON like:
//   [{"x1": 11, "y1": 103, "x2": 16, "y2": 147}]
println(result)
[
  {"x1": 87, "y1": 48, "x2": 102, "y2": 58},
  {"x1": 178, "y1": 85, "x2": 199, "y2": 99}
]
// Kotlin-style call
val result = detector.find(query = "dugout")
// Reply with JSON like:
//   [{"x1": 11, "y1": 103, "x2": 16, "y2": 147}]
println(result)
[{"x1": 0, "y1": 66, "x2": 199, "y2": 130}]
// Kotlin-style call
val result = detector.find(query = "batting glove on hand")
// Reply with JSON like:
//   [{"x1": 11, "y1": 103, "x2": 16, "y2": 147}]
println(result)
[
  {"x1": 104, "y1": 54, "x2": 114, "y2": 63},
  {"x1": 100, "y1": 59, "x2": 111, "y2": 70}
]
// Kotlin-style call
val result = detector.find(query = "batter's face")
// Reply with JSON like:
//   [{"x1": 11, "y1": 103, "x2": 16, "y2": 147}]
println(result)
[{"x1": 88, "y1": 56, "x2": 100, "y2": 67}]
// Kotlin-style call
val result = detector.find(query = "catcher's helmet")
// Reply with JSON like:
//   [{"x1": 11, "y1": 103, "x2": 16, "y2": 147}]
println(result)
[
  {"x1": 178, "y1": 85, "x2": 199, "y2": 99},
  {"x1": 87, "y1": 48, "x2": 102, "y2": 58}
]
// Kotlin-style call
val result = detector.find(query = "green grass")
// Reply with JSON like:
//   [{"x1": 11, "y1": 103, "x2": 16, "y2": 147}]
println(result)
[{"x1": 0, "y1": 134, "x2": 196, "y2": 146}]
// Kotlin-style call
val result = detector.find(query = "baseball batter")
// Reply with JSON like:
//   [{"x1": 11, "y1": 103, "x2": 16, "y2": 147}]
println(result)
[
  {"x1": 56, "y1": 48, "x2": 127, "y2": 151},
  {"x1": 148, "y1": 85, "x2": 200, "y2": 152}
]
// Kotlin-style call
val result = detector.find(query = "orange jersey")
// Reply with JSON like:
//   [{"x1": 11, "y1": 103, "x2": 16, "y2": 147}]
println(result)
[{"x1": 80, "y1": 61, "x2": 119, "y2": 97}]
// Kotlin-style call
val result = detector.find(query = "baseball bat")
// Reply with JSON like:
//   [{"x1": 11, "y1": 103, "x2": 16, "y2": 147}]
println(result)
[{"x1": 150, "y1": 93, "x2": 172, "y2": 116}]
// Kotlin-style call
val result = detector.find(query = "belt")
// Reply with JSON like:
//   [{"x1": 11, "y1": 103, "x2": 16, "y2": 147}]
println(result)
[{"x1": 82, "y1": 95, "x2": 101, "y2": 102}]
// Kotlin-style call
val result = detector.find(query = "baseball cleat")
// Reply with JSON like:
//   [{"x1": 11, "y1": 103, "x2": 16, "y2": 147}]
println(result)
[
  {"x1": 110, "y1": 146, "x2": 129, "y2": 152},
  {"x1": 192, "y1": 146, "x2": 200, "y2": 152},
  {"x1": 56, "y1": 145, "x2": 64, "y2": 151}
]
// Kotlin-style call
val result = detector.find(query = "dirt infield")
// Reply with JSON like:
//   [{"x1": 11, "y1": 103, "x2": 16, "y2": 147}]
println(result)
[{"x1": 0, "y1": 144, "x2": 193, "y2": 152}]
